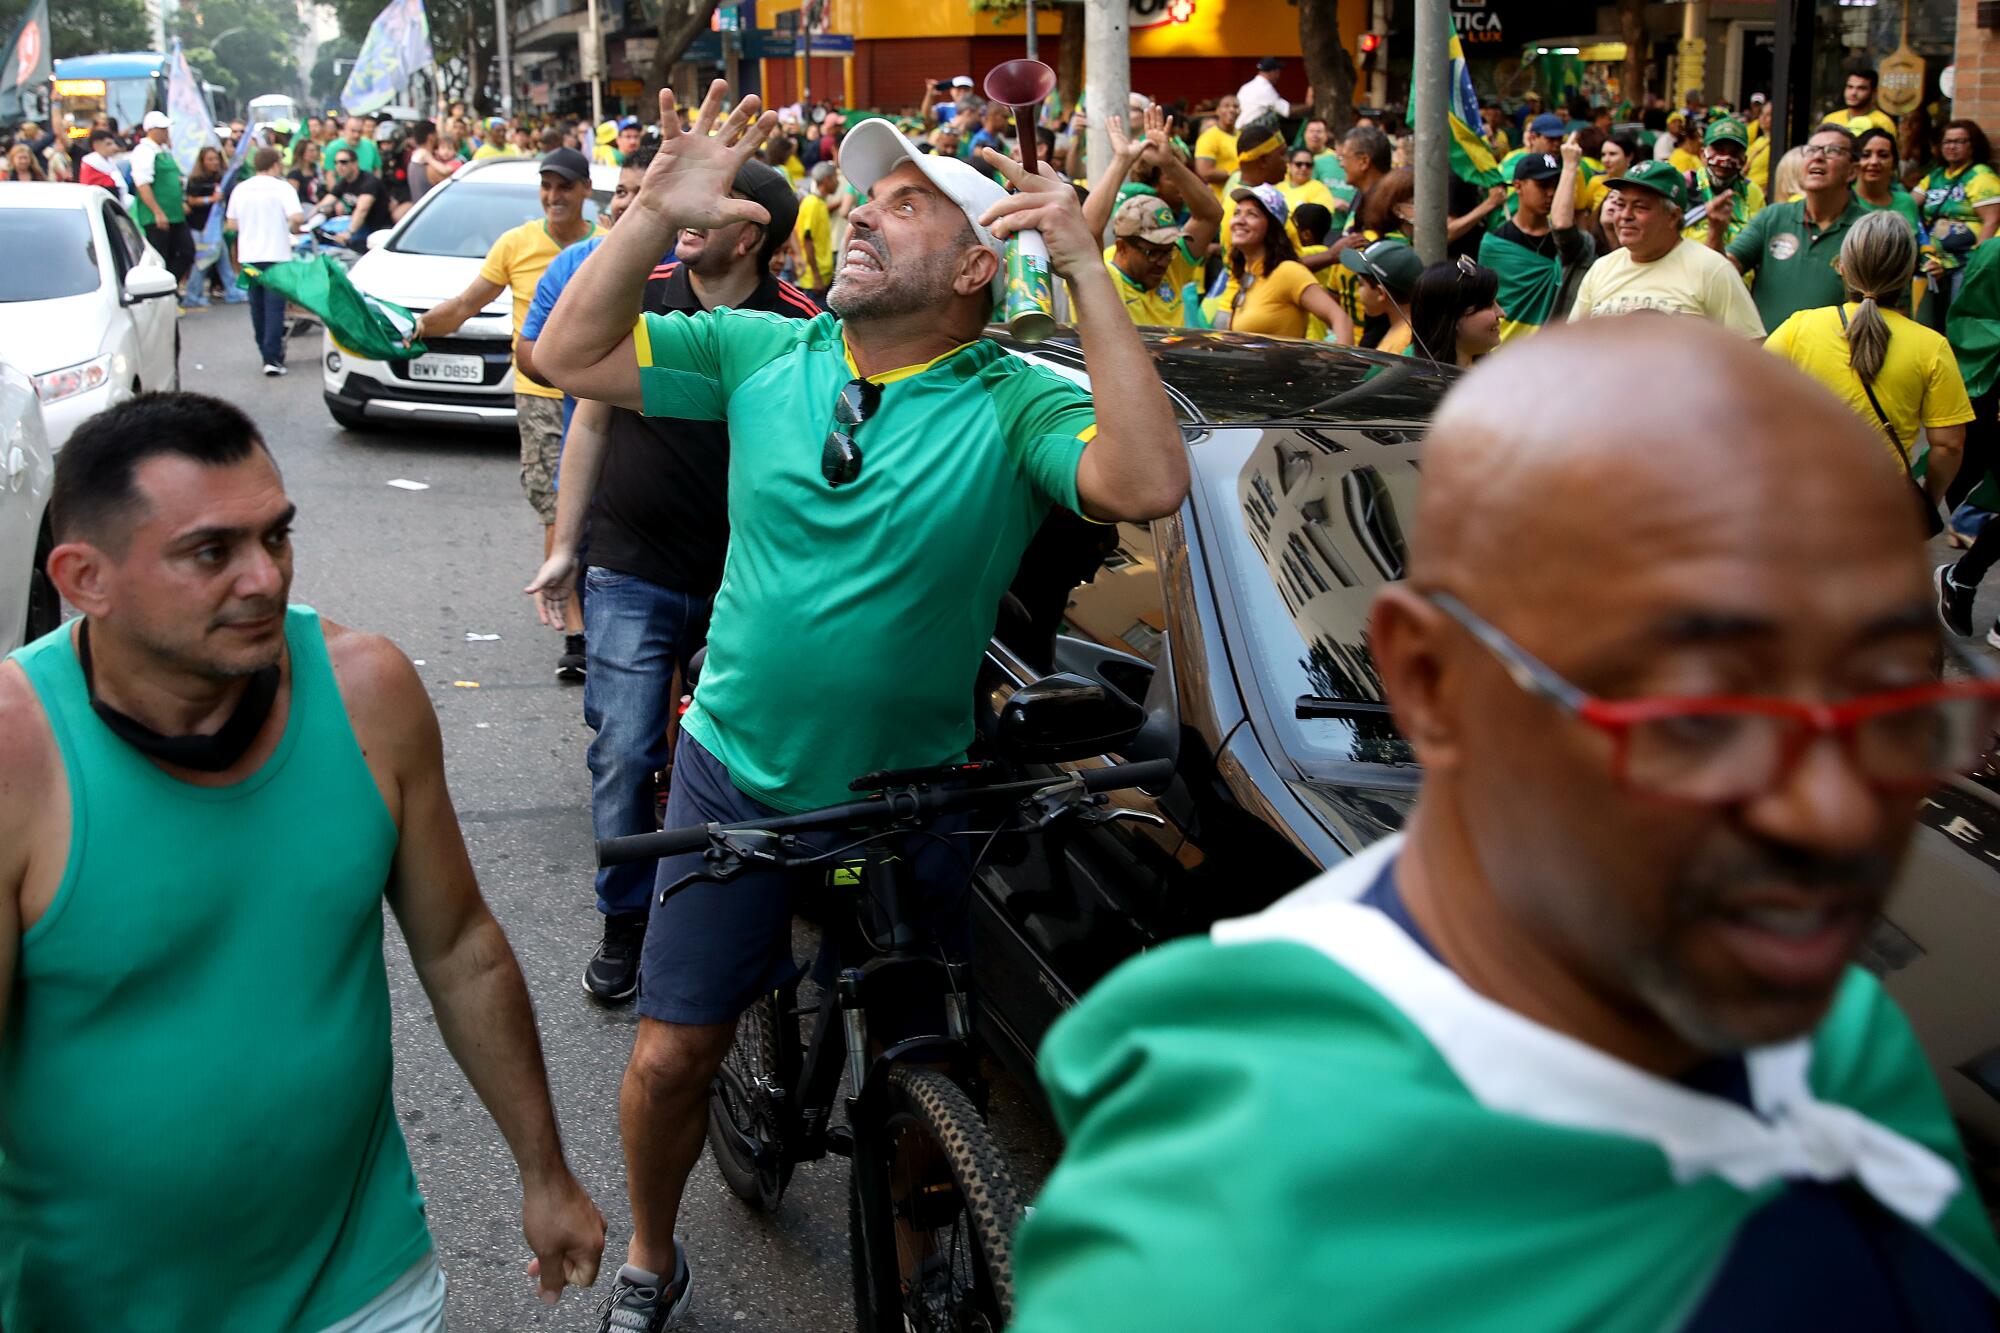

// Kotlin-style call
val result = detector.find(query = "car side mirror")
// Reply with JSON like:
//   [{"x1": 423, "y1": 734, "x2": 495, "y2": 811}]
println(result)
[
  {"x1": 122, "y1": 265, "x2": 177, "y2": 303},
  {"x1": 366, "y1": 230, "x2": 391, "y2": 251},
  {"x1": 994, "y1": 672, "x2": 1145, "y2": 764}
]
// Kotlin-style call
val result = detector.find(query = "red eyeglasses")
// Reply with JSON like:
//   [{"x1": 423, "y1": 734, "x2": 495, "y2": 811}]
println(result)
[{"x1": 1428, "y1": 591, "x2": 2000, "y2": 804}]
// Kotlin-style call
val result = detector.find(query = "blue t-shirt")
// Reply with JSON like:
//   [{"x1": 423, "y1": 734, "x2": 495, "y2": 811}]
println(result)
[
  {"x1": 1360, "y1": 863, "x2": 1998, "y2": 1331},
  {"x1": 521, "y1": 234, "x2": 674, "y2": 434}
]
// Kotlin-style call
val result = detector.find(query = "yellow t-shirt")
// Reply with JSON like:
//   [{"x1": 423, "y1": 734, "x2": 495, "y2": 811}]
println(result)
[
  {"x1": 1376, "y1": 323, "x2": 1413, "y2": 356},
  {"x1": 1101, "y1": 244, "x2": 1199, "y2": 327},
  {"x1": 1217, "y1": 259, "x2": 1318, "y2": 339},
  {"x1": 1567, "y1": 240, "x2": 1766, "y2": 338},
  {"x1": 1277, "y1": 177, "x2": 1340, "y2": 226},
  {"x1": 479, "y1": 219, "x2": 605, "y2": 398},
  {"x1": 1670, "y1": 147, "x2": 1703, "y2": 177},
  {"x1": 470, "y1": 142, "x2": 519, "y2": 161},
  {"x1": 1195, "y1": 125, "x2": 1239, "y2": 201},
  {"x1": 1822, "y1": 108, "x2": 1898, "y2": 138},
  {"x1": 780, "y1": 156, "x2": 806, "y2": 184},
  {"x1": 794, "y1": 191, "x2": 836, "y2": 289},
  {"x1": 1764, "y1": 304, "x2": 1976, "y2": 465}
]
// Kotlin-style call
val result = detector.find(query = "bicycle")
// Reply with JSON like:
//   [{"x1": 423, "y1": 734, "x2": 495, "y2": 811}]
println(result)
[{"x1": 599, "y1": 754, "x2": 1174, "y2": 1333}]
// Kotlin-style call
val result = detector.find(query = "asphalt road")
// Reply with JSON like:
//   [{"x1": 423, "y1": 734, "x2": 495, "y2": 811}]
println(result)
[{"x1": 176, "y1": 306, "x2": 1055, "y2": 1331}]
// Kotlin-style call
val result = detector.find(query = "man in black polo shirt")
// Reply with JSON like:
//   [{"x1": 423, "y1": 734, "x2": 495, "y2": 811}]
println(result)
[{"x1": 525, "y1": 158, "x2": 811, "y2": 1002}]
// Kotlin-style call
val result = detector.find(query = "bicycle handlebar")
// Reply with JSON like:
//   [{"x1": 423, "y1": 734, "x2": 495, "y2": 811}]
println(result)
[{"x1": 597, "y1": 758, "x2": 1176, "y2": 867}]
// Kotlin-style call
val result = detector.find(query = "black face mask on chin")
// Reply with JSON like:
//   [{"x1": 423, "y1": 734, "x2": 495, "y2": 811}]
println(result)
[{"x1": 78, "y1": 620, "x2": 282, "y2": 773}]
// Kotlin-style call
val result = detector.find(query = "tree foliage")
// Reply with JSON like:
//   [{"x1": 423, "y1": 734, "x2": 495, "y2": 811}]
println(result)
[
  {"x1": 0, "y1": 0, "x2": 153, "y2": 57},
  {"x1": 310, "y1": 36, "x2": 362, "y2": 107},
  {"x1": 635, "y1": 0, "x2": 721, "y2": 101},
  {"x1": 170, "y1": 0, "x2": 304, "y2": 103}
]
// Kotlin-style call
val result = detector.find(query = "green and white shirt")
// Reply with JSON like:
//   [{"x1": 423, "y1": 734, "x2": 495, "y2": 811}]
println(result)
[{"x1": 634, "y1": 309, "x2": 1097, "y2": 812}]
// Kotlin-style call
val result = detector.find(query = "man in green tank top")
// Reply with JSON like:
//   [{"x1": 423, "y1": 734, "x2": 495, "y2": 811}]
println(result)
[{"x1": 0, "y1": 393, "x2": 607, "y2": 1330}]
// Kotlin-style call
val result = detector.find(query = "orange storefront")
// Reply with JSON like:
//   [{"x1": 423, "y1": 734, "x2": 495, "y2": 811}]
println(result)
[{"x1": 755, "y1": 0, "x2": 1370, "y2": 114}]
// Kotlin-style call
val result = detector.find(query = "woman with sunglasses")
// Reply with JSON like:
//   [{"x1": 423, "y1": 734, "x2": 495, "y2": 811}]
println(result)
[
  {"x1": 1214, "y1": 184, "x2": 1347, "y2": 340},
  {"x1": 1279, "y1": 149, "x2": 1342, "y2": 226},
  {"x1": 1408, "y1": 257, "x2": 1503, "y2": 367}
]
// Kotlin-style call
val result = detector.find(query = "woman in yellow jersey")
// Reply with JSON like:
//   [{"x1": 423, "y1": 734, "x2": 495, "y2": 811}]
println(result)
[
  {"x1": 1764, "y1": 211, "x2": 1970, "y2": 516},
  {"x1": 1212, "y1": 185, "x2": 1347, "y2": 340},
  {"x1": 1279, "y1": 149, "x2": 1341, "y2": 223}
]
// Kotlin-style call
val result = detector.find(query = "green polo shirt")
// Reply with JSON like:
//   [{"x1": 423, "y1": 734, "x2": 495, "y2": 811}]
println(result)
[
  {"x1": 1727, "y1": 194, "x2": 1869, "y2": 332},
  {"x1": 635, "y1": 308, "x2": 1098, "y2": 812}
]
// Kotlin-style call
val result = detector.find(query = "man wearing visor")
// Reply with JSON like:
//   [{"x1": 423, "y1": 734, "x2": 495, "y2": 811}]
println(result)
[{"x1": 536, "y1": 84, "x2": 1186, "y2": 1329}]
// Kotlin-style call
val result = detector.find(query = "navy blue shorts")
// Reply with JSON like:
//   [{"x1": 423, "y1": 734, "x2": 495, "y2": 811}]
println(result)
[{"x1": 637, "y1": 734, "x2": 975, "y2": 1026}]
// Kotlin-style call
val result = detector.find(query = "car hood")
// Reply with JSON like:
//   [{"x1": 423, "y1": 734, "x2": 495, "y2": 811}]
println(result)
[
  {"x1": 348, "y1": 250, "x2": 512, "y2": 328},
  {"x1": 0, "y1": 292, "x2": 113, "y2": 375}
]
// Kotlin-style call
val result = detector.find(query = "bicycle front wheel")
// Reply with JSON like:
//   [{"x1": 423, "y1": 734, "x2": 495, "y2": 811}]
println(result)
[
  {"x1": 707, "y1": 991, "x2": 794, "y2": 1211},
  {"x1": 850, "y1": 1066, "x2": 1018, "y2": 1333}
]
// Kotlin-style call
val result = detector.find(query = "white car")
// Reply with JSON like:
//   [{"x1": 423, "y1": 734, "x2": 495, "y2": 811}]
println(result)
[
  {"x1": 323, "y1": 157, "x2": 617, "y2": 433},
  {"x1": 0, "y1": 359, "x2": 58, "y2": 655},
  {"x1": 0, "y1": 183, "x2": 180, "y2": 449}
]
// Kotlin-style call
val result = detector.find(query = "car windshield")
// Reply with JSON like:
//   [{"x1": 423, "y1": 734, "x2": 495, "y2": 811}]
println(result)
[
  {"x1": 390, "y1": 180, "x2": 610, "y2": 258},
  {"x1": 1192, "y1": 420, "x2": 1424, "y2": 777},
  {"x1": 0, "y1": 210, "x2": 100, "y2": 302}
]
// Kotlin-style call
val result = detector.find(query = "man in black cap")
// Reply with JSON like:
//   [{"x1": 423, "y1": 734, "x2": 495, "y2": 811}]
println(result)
[
  {"x1": 521, "y1": 149, "x2": 816, "y2": 1004},
  {"x1": 1237, "y1": 56, "x2": 1290, "y2": 127},
  {"x1": 417, "y1": 146, "x2": 607, "y2": 681},
  {"x1": 1478, "y1": 143, "x2": 1595, "y2": 339}
]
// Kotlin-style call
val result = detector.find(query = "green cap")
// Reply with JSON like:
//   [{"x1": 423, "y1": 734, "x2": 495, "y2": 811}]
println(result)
[
  {"x1": 1605, "y1": 159, "x2": 1690, "y2": 213},
  {"x1": 1703, "y1": 115, "x2": 1749, "y2": 148},
  {"x1": 1339, "y1": 238, "x2": 1424, "y2": 298}
]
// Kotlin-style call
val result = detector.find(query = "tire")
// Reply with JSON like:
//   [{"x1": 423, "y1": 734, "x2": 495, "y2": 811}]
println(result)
[
  {"x1": 326, "y1": 396, "x2": 377, "y2": 433},
  {"x1": 706, "y1": 992, "x2": 794, "y2": 1211},
  {"x1": 851, "y1": 1066, "x2": 1019, "y2": 1333},
  {"x1": 23, "y1": 515, "x2": 61, "y2": 643}
]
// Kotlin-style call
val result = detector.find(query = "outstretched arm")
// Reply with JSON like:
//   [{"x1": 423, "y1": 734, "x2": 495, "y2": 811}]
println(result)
[
  {"x1": 980, "y1": 149, "x2": 1188, "y2": 523},
  {"x1": 1082, "y1": 114, "x2": 1144, "y2": 243},
  {"x1": 415, "y1": 276, "x2": 506, "y2": 341},
  {"x1": 537, "y1": 81, "x2": 779, "y2": 409}
]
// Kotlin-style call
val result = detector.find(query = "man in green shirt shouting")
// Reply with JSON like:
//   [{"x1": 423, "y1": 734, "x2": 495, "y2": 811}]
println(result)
[{"x1": 537, "y1": 81, "x2": 1186, "y2": 1328}]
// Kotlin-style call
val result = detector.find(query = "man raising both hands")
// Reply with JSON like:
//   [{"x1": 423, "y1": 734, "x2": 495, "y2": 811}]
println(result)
[{"x1": 536, "y1": 82, "x2": 1187, "y2": 1329}]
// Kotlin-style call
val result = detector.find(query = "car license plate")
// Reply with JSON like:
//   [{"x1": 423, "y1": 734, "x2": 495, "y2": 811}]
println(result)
[{"x1": 407, "y1": 353, "x2": 484, "y2": 384}]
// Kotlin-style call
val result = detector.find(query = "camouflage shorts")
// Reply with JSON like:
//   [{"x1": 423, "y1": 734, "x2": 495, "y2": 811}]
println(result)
[{"x1": 516, "y1": 392, "x2": 565, "y2": 525}]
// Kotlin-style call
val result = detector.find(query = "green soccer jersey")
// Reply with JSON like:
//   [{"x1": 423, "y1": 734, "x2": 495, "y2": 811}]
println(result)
[{"x1": 634, "y1": 309, "x2": 1097, "y2": 813}]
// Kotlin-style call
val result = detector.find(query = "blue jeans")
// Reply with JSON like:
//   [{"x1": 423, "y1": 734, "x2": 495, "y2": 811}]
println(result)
[
  {"x1": 247, "y1": 283, "x2": 288, "y2": 367},
  {"x1": 182, "y1": 244, "x2": 247, "y2": 306},
  {"x1": 582, "y1": 566, "x2": 712, "y2": 917}
]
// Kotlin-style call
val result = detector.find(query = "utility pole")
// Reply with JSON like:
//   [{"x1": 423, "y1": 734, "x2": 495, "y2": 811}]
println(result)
[
  {"x1": 1410, "y1": 0, "x2": 1449, "y2": 264},
  {"x1": 584, "y1": 0, "x2": 602, "y2": 125},
  {"x1": 1083, "y1": 0, "x2": 1128, "y2": 185},
  {"x1": 1025, "y1": 0, "x2": 1038, "y2": 62},
  {"x1": 495, "y1": 0, "x2": 515, "y2": 115}
]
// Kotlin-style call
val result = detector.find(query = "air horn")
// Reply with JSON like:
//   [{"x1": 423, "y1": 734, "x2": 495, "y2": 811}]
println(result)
[{"x1": 983, "y1": 58, "x2": 1059, "y2": 341}]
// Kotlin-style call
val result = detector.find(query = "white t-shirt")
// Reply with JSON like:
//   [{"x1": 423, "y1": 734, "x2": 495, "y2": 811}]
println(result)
[
  {"x1": 129, "y1": 137, "x2": 165, "y2": 186},
  {"x1": 1236, "y1": 74, "x2": 1290, "y2": 126},
  {"x1": 1567, "y1": 239, "x2": 1766, "y2": 337},
  {"x1": 226, "y1": 172, "x2": 305, "y2": 266}
]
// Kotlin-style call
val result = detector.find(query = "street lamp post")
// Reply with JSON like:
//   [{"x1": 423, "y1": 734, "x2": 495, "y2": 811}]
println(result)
[
  {"x1": 496, "y1": 0, "x2": 515, "y2": 116},
  {"x1": 1083, "y1": 0, "x2": 1128, "y2": 184},
  {"x1": 1410, "y1": 0, "x2": 1449, "y2": 264}
]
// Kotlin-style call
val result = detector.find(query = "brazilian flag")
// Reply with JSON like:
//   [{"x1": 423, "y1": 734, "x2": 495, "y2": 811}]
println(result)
[
  {"x1": 1410, "y1": 33, "x2": 1504, "y2": 191},
  {"x1": 1477, "y1": 228, "x2": 1566, "y2": 342},
  {"x1": 239, "y1": 255, "x2": 426, "y2": 363}
]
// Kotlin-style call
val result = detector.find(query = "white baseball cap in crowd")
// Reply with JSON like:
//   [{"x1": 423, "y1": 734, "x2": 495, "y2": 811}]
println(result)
[
  {"x1": 950, "y1": 75, "x2": 975, "y2": 89},
  {"x1": 840, "y1": 117, "x2": 1011, "y2": 301},
  {"x1": 142, "y1": 111, "x2": 171, "y2": 131}
]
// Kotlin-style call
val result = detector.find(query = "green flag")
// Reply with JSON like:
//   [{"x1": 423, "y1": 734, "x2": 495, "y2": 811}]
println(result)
[
  {"x1": 239, "y1": 255, "x2": 425, "y2": 363},
  {"x1": 1947, "y1": 238, "x2": 2000, "y2": 400},
  {"x1": 1477, "y1": 228, "x2": 1565, "y2": 341}
]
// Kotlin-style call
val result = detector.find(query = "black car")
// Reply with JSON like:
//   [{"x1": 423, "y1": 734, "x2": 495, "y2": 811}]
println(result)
[{"x1": 969, "y1": 328, "x2": 2000, "y2": 1190}]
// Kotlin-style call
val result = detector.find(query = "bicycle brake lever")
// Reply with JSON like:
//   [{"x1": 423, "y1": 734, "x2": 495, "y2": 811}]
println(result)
[{"x1": 1076, "y1": 805, "x2": 1169, "y2": 829}]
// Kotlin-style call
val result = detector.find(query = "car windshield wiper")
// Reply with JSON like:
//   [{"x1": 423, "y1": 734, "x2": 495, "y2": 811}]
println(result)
[{"x1": 1295, "y1": 695, "x2": 1396, "y2": 721}]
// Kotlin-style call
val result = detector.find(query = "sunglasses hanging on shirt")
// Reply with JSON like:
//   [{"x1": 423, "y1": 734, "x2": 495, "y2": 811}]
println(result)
[{"x1": 821, "y1": 378, "x2": 881, "y2": 487}]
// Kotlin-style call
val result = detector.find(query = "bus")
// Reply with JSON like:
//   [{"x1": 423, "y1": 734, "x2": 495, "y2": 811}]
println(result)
[{"x1": 52, "y1": 52, "x2": 219, "y2": 139}]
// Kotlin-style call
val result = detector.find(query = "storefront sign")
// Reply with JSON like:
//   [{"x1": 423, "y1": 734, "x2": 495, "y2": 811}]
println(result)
[
  {"x1": 1131, "y1": 0, "x2": 1197, "y2": 32},
  {"x1": 1452, "y1": 0, "x2": 1503, "y2": 45}
]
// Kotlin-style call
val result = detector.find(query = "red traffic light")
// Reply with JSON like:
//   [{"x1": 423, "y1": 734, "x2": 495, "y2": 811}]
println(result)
[{"x1": 1359, "y1": 32, "x2": 1383, "y2": 53}]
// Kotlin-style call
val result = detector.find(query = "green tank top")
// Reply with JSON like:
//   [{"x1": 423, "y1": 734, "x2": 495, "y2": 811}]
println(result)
[
  {"x1": 134, "y1": 143, "x2": 185, "y2": 228},
  {"x1": 1, "y1": 607, "x2": 431, "y2": 1332}
]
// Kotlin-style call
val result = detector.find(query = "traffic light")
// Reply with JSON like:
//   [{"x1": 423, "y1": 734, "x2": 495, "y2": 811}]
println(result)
[{"x1": 1358, "y1": 32, "x2": 1384, "y2": 76}]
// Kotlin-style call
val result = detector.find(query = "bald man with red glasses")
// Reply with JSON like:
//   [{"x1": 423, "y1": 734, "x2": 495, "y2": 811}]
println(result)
[{"x1": 1009, "y1": 319, "x2": 2000, "y2": 1333}]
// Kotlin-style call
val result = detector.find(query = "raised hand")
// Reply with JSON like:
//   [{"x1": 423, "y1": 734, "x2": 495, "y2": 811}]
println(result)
[
  {"x1": 978, "y1": 149, "x2": 1099, "y2": 279},
  {"x1": 1141, "y1": 104, "x2": 1174, "y2": 161},
  {"x1": 634, "y1": 80, "x2": 780, "y2": 233},
  {"x1": 1104, "y1": 113, "x2": 1137, "y2": 163}
]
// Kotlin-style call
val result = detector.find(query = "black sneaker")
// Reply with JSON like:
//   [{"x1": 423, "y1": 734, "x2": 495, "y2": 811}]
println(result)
[
  {"x1": 596, "y1": 1249, "x2": 692, "y2": 1332},
  {"x1": 1938, "y1": 563, "x2": 1979, "y2": 638},
  {"x1": 583, "y1": 912, "x2": 648, "y2": 1003},
  {"x1": 557, "y1": 633, "x2": 587, "y2": 683}
]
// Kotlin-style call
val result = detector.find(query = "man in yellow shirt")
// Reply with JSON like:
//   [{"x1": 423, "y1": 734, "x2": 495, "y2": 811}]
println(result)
[
  {"x1": 412, "y1": 148, "x2": 606, "y2": 677},
  {"x1": 1821, "y1": 67, "x2": 1897, "y2": 139},
  {"x1": 1085, "y1": 106, "x2": 1223, "y2": 327},
  {"x1": 1195, "y1": 94, "x2": 1240, "y2": 201},
  {"x1": 794, "y1": 161, "x2": 841, "y2": 299}
]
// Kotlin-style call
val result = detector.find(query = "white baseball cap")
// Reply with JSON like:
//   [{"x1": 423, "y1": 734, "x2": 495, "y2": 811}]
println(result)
[
  {"x1": 142, "y1": 111, "x2": 171, "y2": 131},
  {"x1": 950, "y1": 75, "x2": 975, "y2": 89},
  {"x1": 839, "y1": 118, "x2": 1010, "y2": 301}
]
